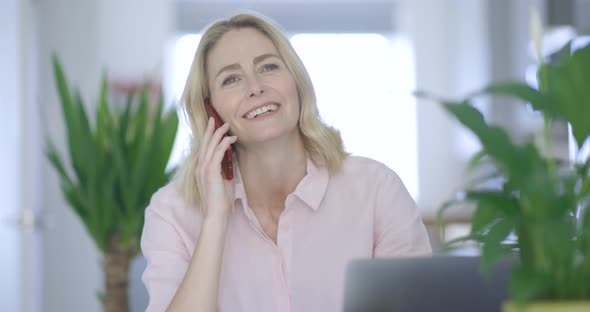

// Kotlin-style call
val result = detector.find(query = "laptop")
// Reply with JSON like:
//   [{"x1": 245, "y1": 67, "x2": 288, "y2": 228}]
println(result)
[{"x1": 342, "y1": 256, "x2": 513, "y2": 312}]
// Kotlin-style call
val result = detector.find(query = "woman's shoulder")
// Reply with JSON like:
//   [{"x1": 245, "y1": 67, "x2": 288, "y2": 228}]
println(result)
[
  {"x1": 145, "y1": 179, "x2": 202, "y2": 228},
  {"x1": 339, "y1": 155, "x2": 399, "y2": 180},
  {"x1": 141, "y1": 180, "x2": 202, "y2": 268},
  {"x1": 327, "y1": 156, "x2": 405, "y2": 194},
  {"x1": 147, "y1": 180, "x2": 184, "y2": 211}
]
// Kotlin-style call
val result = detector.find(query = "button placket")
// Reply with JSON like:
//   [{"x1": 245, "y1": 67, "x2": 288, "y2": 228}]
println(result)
[
  {"x1": 242, "y1": 202, "x2": 276, "y2": 246},
  {"x1": 277, "y1": 199, "x2": 295, "y2": 301}
]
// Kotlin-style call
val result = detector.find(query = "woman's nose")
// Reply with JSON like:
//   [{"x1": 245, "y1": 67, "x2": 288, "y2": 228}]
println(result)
[{"x1": 247, "y1": 77, "x2": 264, "y2": 97}]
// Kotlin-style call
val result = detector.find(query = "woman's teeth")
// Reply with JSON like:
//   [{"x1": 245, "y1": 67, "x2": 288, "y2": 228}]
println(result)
[{"x1": 246, "y1": 104, "x2": 278, "y2": 119}]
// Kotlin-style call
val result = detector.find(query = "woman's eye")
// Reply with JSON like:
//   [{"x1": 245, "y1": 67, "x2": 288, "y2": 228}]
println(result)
[
  {"x1": 222, "y1": 75, "x2": 239, "y2": 86},
  {"x1": 261, "y1": 63, "x2": 279, "y2": 72}
]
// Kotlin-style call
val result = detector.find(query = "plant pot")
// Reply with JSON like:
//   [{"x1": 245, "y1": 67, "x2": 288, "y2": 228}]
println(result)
[{"x1": 503, "y1": 301, "x2": 590, "y2": 312}]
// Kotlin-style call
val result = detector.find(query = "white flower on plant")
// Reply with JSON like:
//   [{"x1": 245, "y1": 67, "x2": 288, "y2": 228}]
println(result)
[{"x1": 529, "y1": 1, "x2": 544, "y2": 64}]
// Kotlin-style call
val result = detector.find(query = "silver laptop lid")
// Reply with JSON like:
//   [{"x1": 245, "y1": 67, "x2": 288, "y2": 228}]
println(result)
[{"x1": 343, "y1": 256, "x2": 512, "y2": 312}]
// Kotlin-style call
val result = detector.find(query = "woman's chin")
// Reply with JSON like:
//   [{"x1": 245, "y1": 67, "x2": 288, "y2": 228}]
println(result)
[{"x1": 240, "y1": 129, "x2": 301, "y2": 149}]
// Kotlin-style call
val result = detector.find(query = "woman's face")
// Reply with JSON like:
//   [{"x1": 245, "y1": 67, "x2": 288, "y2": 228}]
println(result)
[{"x1": 206, "y1": 27, "x2": 300, "y2": 147}]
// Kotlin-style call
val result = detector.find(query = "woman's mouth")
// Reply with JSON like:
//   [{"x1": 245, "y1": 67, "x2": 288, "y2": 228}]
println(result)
[{"x1": 244, "y1": 103, "x2": 279, "y2": 120}]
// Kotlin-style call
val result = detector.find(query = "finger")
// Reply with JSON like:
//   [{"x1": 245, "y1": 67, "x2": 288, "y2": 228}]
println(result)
[
  {"x1": 208, "y1": 135, "x2": 237, "y2": 175},
  {"x1": 204, "y1": 122, "x2": 231, "y2": 163},
  {"x1": 196, "y1": 118, "x2": 215, "y2": 184},
  {"x1": 198, "y1": 117, "x2": 215, "y2": 162}
]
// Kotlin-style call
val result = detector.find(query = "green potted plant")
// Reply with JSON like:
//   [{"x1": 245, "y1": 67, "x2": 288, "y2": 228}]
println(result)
[
  {"x1": 417, "y1": 38, "x2": 590, "y2": 311},
  {"x1": 46, "y1": 56, "x2": 179, "y2": 312}
]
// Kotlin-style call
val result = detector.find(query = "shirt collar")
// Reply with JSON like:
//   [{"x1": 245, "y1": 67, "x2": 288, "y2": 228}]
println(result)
[{"x1": 232, "y1": 157, "x2": 329, "y2": 211}]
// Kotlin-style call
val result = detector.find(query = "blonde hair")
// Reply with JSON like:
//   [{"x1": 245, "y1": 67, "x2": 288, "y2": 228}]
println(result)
[{"x1": 176, "y1": 12, "x2": 348, "y2": 209}]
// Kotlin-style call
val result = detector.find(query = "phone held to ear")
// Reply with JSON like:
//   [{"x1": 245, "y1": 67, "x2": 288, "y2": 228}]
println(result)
[{"x1": 205, "y1": 99, "x2": 234, "y2": 180}]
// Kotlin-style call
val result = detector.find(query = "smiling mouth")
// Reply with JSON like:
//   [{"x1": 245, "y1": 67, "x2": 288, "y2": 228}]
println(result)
[{"x1": 244, "y1": 103, "x2": 279, "y2": 120}]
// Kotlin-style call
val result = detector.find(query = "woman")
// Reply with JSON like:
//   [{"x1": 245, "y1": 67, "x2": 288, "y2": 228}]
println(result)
[{"x1": 141, "y1": 12, "x2": 431, "y2": 312}]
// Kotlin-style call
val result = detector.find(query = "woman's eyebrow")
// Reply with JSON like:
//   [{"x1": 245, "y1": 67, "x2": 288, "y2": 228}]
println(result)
[
  {"x1": 253, "y1": 53, "x2": 280, "y2": 65},
  {"x1": 215, "y1": 53, "x2": 281, "y2": 79},
  {"x1": 215, "y1": 63, "x2": 241, "y2": 79}
]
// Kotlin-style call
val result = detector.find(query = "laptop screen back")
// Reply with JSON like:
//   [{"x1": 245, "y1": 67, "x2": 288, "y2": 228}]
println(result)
[{"x1": 343, "y1": 256, "x2": 512, "y2": 312}]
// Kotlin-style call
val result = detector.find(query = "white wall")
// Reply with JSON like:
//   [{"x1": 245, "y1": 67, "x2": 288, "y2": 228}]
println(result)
[
  {"x1": 395, "y1": 0, "x2": 492, "y2": 217},
  {"x1": 0, "y1": 0, "x2": 23, "y2": 310},
  {"x1": 1, "y1": 1, "x2": 44, "y2": 311},
  {"x1": 39, "y1": 3, "x2": 103, "y2": 311}
]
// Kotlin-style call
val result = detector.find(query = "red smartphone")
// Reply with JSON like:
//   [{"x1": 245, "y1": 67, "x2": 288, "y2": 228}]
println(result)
[{"x1": 205, "y1": 99, "x2": 234, "y2": 180}]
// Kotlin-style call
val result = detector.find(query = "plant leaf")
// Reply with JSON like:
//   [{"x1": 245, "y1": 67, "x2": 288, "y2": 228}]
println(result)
[
  {"x1": 540, "y1": 43, "x2": 590, "y2": 147},
  {"x1": 47, "y1": 55, "x2": 179, "y2": 258},
  {"x1": 478, "y1": 82, "x2": 553, "y2": 115},
  {"x1": 510, "y1": 264, "x2": 553, "y2": 303},
  {"x1": 480, "y1": 218, "x2": 514, "y2": 273}
]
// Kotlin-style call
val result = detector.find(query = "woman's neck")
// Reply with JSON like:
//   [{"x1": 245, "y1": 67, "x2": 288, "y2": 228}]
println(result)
[{"x1": 235, "y1": 133, "x2": 308, "y2": 215}]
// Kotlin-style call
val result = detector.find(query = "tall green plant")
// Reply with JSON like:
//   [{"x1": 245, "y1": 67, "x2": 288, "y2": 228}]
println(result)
[
  {"x1": 418, "y1": 42, "x2": 590, "y2": 304},
  {"x1": 46, "y1": 55, "x2": 179, "y2": 312}
]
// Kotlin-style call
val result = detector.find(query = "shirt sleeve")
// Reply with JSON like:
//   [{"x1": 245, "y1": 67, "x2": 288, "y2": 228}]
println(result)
[
  {"x1": 141, "y1": 188, "x2": 192, "y2": 312},
  {"x1": 373, "y1": 169, "x2": 432, "y2": 258}
]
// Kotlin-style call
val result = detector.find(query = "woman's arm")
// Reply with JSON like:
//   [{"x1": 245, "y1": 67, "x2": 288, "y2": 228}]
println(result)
[
  {"x1": 143, "y1": 118, "x2": 237, "y2": 312},
  {"x1": 166, "y1": 215, "x2": 229, "y2": 312},
  {"x1": 141, "y1": 191, "x2": 232, "y2": 312},
  {"x1": 373, "y1": 168, "x2": 432, "y2": 257},
  {"x1": 167, "y1": 119, "x2": 237, "y2": 311}
]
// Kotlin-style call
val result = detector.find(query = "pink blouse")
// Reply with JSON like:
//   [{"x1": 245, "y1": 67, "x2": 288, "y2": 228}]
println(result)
[{"x1": 141, "y1": 156, "x2": 431, "y2": 312}]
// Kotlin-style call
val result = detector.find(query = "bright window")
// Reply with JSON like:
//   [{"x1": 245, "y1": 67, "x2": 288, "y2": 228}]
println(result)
[{"x1": 291, "y1": 34, "x2": 418, "y2": 198}]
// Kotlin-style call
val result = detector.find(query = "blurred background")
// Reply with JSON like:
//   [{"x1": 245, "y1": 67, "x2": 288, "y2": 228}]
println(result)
[{"x1": 1, "y1": 0, "x2": 589, "y2": 311}]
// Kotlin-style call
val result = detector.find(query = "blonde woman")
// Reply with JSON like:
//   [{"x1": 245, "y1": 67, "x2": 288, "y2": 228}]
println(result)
[{"x1": 141, "y1": 12, "x2": 431, "y2": 312}]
